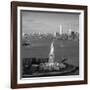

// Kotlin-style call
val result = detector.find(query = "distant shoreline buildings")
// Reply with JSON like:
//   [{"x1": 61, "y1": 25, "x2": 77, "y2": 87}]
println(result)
[{"x1": 22, "y1": 24, "x2": 79, "y2": 45}]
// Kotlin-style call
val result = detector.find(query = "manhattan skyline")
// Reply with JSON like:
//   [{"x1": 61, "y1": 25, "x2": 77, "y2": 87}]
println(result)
[{"x1": 21, "y1": 10, "x2": 79, "y2": 34}]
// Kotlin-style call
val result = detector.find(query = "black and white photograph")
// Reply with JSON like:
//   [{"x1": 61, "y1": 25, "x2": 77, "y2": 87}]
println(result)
[
  {"x1": 11, "y1": 1, "x2": 87, "y2": 88},
  {"x1": 21, "y1": 10, "x2": 80, "y2": 78}
]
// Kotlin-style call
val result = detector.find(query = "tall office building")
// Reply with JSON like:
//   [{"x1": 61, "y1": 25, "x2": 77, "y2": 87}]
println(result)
[
  {"x1": 68, "y1": 28, "x2": 72, "y2": 35},
  {"x1": 59, "y1": 24, "x2": 63, "y2": 35}
]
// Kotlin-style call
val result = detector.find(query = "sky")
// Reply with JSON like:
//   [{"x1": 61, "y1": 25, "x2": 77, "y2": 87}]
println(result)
[{"x1": 21, "y1": 10, "x2": 79, "y2": 34}]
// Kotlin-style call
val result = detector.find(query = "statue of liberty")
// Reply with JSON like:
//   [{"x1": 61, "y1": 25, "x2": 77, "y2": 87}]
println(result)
[{"x1": 48, "y1": 41, "x2": 55, "y2": 65}]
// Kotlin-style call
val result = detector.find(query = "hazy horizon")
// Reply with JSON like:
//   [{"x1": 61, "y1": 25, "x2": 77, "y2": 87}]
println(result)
[{"x1": 21, "y1": 10, "x2": 79, "y2": 34}]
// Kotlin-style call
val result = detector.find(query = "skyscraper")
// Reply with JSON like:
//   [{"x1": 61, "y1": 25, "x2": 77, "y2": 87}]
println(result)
[
  {"x1": 59, "y1": 24, "x2": 63, "y2": 35},
  {"x1": 68, "y1": 28, "x2": 72, "y2": 35}
]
